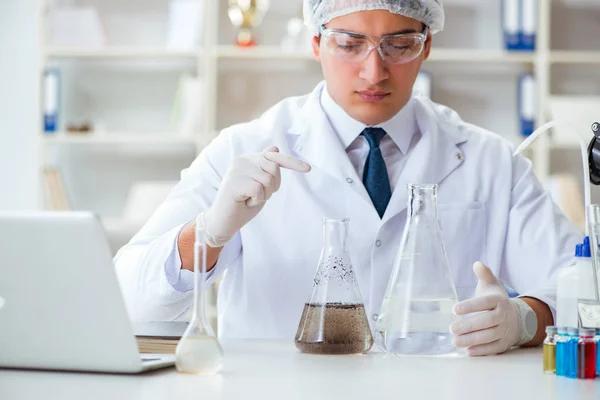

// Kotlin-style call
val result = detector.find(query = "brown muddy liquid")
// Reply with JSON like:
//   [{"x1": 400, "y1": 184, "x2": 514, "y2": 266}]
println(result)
[{"x1": 295, "y1": 303, "x2": 374, "y2": 355}]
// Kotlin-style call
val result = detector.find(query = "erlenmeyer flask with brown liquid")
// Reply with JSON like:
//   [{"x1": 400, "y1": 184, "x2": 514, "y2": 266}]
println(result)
[{"x1": 295, "y1": 218, "x2": 373, "y2": 355}]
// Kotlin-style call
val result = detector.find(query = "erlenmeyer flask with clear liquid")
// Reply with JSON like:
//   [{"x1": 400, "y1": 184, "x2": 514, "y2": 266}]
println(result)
[
  {"x1": 175, "y1": 216, "x2": 223, "y2": 374},
  {"x1": 376, "y1": 184, "x2": 460, "y2": 355},
  {"x1": 295, "y1": 218, "x2": 374, "y2": 355}
]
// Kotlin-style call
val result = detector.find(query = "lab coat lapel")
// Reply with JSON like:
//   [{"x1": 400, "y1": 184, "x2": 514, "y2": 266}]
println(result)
[
  {"x1": 382, "y1": 100, "x2": 468, "y2": 225},
  {"x1": 288, "y1": 88, "x2": 372, "y2": 206}
]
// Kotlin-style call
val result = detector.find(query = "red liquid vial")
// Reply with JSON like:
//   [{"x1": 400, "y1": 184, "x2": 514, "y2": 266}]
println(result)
[{"x1": 578, "y1": 328, "x2": 597, "y2": 380}]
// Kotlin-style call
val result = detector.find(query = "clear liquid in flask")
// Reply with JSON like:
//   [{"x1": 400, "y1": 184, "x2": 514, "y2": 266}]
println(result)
[
  {"x1": 376, "y1": 184, "x2": 462, "y2": 356},
  {"x1": 376, "y1": 297, "x2": 460, "y2": 355}
]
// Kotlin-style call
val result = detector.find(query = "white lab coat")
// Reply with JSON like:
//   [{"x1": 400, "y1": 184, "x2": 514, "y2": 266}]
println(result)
[{"x1": 114, "y1": 81, "x2": 582, "y2": 339}]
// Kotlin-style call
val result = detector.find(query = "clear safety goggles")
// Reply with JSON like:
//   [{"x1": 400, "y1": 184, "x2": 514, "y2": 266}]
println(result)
[{"x1": 319, "y1": 25, "x2": 429, "y2": 65}]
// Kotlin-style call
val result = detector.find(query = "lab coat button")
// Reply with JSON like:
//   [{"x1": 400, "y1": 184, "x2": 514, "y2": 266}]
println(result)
[
  {"x1": 375, "y1": 240, "x2": 382, "y2": 247},
  {"x1": 372, "y1": 313, "x2": 379, "y2": 321},
  {"x1": 346, "y1": 177, "x2": 353, "y2": 184}
]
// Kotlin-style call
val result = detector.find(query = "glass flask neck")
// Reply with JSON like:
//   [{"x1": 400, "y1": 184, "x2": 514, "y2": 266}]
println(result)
[
  {"x1": 174, "y1": 218, "x2": 223, "y2": 375},
  {"x1": 407, "y1": 184, "x2": 438, "y2": 219},
  {"x1": 192, "y1": 225, "x2": 215, "y2": 335},
  {"x1": 322, "y1": 218, "x2": 349, "y2": 253}
]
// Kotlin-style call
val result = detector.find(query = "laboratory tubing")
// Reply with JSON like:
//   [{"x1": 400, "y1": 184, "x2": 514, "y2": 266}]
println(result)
[
  {"x1": 566, "y1": 328, "x2": 579, "y2": 379},
  {"x1": 543, "y1": 326, "x2": 557, "y2": 374},
  {"x1": 555, "y1": 327, "x2": 569, "y2": 377},
  {"x1": 578, "y1": 328, "x2": 597, "y2": 379}
]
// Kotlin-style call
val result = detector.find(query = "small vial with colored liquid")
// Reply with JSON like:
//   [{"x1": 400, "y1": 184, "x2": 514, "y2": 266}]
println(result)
[
  {"x1": 543, "y1": 326, "x2": 557, "y2": 374},
  {"x1": 596, "y1": 328, "x2": 600, "y2": 377},
  {"x1": 555, "y1": 327, "x2": 569, "y2": 377},
  {"x1": 578, "y1": 328, "x2": 597, "y2": 379},
  {"x1": 566, "y1": 327, "x2": 579, "y2": 379}
]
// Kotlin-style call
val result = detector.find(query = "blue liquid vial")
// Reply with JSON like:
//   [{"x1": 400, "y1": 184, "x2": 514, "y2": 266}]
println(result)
[
  {"x1": 566, "y1": 328, "x2": 579, "y2": 379},
  {"x1": 556, "y1": 327, "x2": 569, "y2": 377}
]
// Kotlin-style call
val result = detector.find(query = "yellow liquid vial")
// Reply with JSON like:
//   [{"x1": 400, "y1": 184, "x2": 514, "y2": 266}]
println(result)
[{"x1": 543, "y1": 343, "x2": 556, "y2": 374}]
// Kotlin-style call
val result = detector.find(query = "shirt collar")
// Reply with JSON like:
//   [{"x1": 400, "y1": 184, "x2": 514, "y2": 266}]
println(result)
[{"x1": 320, "y1": 84, "x2": 418, "y2": 154}]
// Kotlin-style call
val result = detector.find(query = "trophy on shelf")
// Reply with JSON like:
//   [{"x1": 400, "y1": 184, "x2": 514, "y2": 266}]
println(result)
[{"x1": 228, "y1": 0, "x2": 270, "y2": 47}]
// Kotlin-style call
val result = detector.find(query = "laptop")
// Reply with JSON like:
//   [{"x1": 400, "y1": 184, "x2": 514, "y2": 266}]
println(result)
[{"x1": 0, "y1": 211, "x2": 176, "y2": 374}]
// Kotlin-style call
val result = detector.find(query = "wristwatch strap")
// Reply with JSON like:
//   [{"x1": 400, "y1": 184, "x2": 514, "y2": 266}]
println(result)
[{"x1": 511, "y1": 298, "x2": 538, "y2": 346}]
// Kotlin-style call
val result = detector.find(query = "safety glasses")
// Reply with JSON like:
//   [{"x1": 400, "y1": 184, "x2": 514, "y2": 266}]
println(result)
[{"x1": 319, "y1": 25, "x2": 429, "y2": 65}]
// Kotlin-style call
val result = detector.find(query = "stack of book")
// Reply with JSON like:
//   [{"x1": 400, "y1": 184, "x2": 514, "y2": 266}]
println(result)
[{"x1": 133, "y1": 321, "x2": 189, "y2": 354}]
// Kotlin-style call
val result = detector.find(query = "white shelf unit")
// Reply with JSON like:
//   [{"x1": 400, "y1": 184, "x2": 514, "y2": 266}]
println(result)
[
  {"x1": 39, "y1": 0, "x2": 600, "y2": 245},
  {"x1": 215, "y1": 45, "x2": 314, "y2": 60},
  {"x1": 550, "y1": 51, "x2": 600, "y2": 64},
  {"x1": 43, "y1": 132, "x2": 200, "y2": 146},
  {"x1": 45, "y1": 47, "x2": 201, "y2": 59},
  {"x1": 428, "y1": 49, "x2": 537, "y2": 63}
]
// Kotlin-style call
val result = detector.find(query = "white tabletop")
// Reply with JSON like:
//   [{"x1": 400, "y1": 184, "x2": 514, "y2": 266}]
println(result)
[{"x1": 1, "y1": 340, "x2": 599, "y2": 400}]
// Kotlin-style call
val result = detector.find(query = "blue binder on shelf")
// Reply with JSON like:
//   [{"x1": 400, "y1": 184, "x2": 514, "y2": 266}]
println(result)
[
  {"x1": 518, "y1": 72, "x2": 536, "y2": 137},
  {"x1": 43, "y1": 66, "x2": 60, "y2": 133},
  {"x1": 520, "y1": 0, "x2": 537, "y2": 51},
  {"x1": 502, "y1": 0, "x2": 520, "y2": 51}
]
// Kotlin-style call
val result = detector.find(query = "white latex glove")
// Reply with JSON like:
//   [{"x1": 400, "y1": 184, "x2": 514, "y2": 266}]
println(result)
[
  {"x1": 203, "y1": 146, "x2": 311, "y2": 246},
  {"x1": 449, "y1": 262, "x2": 538, "y2": 356}
]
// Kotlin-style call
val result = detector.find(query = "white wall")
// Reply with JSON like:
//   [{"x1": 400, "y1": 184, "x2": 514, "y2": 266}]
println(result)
[{"x1": 0, "y1": 0, "x2": 40, "y2": 210}]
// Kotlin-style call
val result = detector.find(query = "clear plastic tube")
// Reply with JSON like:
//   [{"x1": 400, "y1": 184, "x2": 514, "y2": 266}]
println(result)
[
  {"x1": 513, "y1": 120, "x2": 591, "y2": 236},
  {"x1": 513, "y1": 121, "x2": 599, "y2": 302}
]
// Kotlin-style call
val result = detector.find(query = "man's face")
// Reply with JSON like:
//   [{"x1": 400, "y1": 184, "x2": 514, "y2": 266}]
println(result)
[{"x1": 312, "y1": 10, "x2": 432, "y2": 126}]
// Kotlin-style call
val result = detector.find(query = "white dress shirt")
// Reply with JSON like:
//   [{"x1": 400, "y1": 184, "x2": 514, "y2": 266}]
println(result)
[{"x1": 320, "y1": 86, "x2": 420, "y2": 193}]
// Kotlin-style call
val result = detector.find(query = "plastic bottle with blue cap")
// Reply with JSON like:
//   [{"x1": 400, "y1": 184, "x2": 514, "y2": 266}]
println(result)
[{"x1": 556, "y1": 237, "x2": 599, "y2": 328}]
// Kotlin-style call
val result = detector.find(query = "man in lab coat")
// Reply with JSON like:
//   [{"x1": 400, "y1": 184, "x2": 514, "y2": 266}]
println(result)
[{"x1": 114, "y1": 0, "x2": 581, "y2": 356}]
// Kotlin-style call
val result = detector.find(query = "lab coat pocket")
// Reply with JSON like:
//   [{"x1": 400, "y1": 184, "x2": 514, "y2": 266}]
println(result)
[{"x1": 437, "y1": 202, "x2": 486, "y2": 300}]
